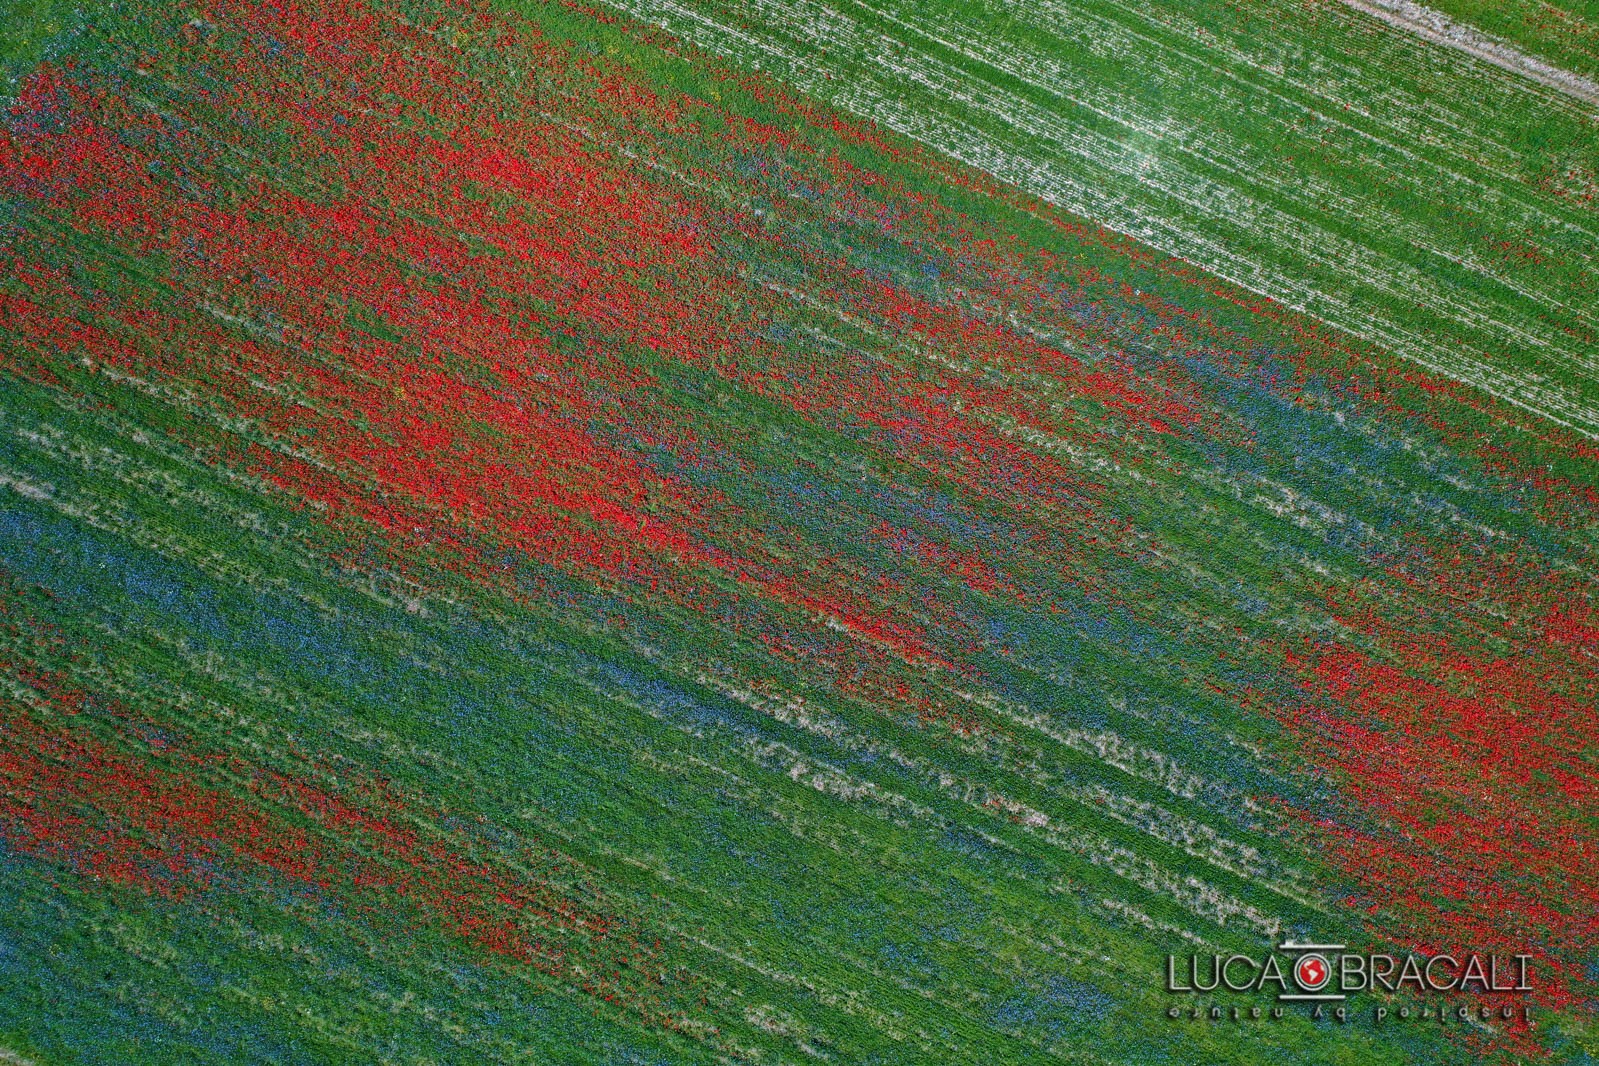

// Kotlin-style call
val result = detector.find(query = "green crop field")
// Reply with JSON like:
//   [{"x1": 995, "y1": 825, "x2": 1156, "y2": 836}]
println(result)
[{"x1": 0, "y1": 0, "x2": 1594, "y2": 1062}]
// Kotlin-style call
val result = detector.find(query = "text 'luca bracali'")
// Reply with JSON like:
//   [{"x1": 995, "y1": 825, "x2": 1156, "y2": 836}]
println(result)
[{"x1": 1164, "y1": 940, "x2": 1536, "y2": 1025}]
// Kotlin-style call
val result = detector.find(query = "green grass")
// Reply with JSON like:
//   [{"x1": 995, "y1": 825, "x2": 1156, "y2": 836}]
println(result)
[{"x1": 1426, "y1": 0, "x2": 1599, "y2": 81}]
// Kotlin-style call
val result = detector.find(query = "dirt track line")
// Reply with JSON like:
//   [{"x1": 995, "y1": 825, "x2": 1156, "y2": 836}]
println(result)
[{"x1": 1338, "y1": 0, "x2": 1599, "y2": 109}]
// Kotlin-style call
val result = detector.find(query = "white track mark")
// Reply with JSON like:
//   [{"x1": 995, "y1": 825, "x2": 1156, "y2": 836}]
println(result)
[{"x1": 1339, "y1": 0, "x2": 1599, "y2": 110}]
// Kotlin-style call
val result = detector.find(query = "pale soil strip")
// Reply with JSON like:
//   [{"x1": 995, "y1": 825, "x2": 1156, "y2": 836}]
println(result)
[{"x1": 1338, "y1": 0, "x2": 1599, "y2": 109}]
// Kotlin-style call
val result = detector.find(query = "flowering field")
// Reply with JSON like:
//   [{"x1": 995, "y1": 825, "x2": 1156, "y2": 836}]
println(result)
[{"x1": 1, "y1": 0, "x2": 1595, "y2": 1062}]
